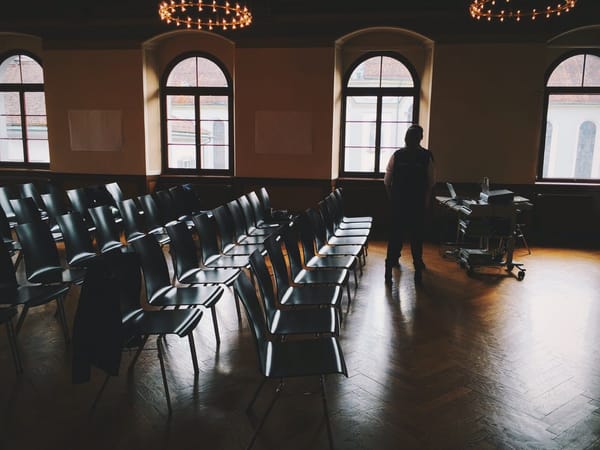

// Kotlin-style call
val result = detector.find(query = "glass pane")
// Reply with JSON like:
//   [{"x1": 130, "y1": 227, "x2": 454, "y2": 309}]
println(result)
[
  {"x1": 547, "y1": 55, "x2": 584, "y2": 87},
  {"x1": 0, "y1": 116, "x2": 22, "y2": 138},
  {"x1": 27, "y1": 139, "x2": 49, "y2": 163},
  {"x1": 344, "y1": 147, "x2": 375, "y2": 172},
  {"x1": 584, "y1": 54, "x2": 600, "y2": 87},
  {"x1": 345, "y1": 121, "x2": 376, "y2": 147},
  {"x1": 574, "y1": 122, "x2": 596, "y2": 178},
  {"x1": 380, "y1": 123, "x2": 409, "y2": 148},
  {"x1": 197, "y1": 58, "x2": 227, "y2": 87},
  {"x1": 347, "y1": 57, "x2": 381, "y2": 88},
  {"x1": 0, "y1": 92, "x2": 20, "y2": 115},
  {"x1": 166, "y1": 57, "x2": 197, "y2": 87},
  {"x1": 0, "y1": 55, "x2": 22, "y2": 83},
  {"x1": 202, "y1": 145, "x2": 228, "y2": 170},
  {"x1": 0, "y1": 139, "x2": 24, "y2": 162},
  {"x1": 199, "y1": 96, "x2": 228, "y2": 121},
  {"x1": 542, "y1": 122, "x2": 553, "y2": 178},
  {"x1": 26, "y1": 115, "x2": 48, "y2": 140},
  {"x1": 167, "y1": 120, "x2": 195, "y2": 144},
  {"x1": 20, "y1": 55, "x2": 43, "y2": 84},
  {"x1": 168, "y1": 144, "x2": 196, "y2": 169},
  {"x1": 382, "y1": 96, "x2": 414, "y2": 123},
  {"x1": 25, "y1": 92, "x2": 46, "y2": 115},
  {"x1": 345, "y1": 96, "x2": 377, "y2": 121},
  {"x1": 200, "y1": 120, "x2": 228, "y2": 145},
  {"x1": 544, "y1": 94, "x2": 600, "y2": 179},
  {"x1": 381, "y1": 57, "x2": 414, "y2": 87},
  {"x1": 166, "y1": 95, "x2": 194, "y2": 120},
  {"x1": 379, "y1": 148, "x2": 396, "y2": 173}
]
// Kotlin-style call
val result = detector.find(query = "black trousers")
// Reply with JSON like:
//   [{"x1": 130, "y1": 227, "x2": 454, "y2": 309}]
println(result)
[{"x1": 386, "y1": 203, "x2": 425, "y2": 266}]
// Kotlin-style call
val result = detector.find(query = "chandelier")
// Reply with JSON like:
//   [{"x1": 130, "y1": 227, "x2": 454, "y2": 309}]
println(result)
[
  {"x1": 469, "y1": 0, "x2": 577, "y2": 22},
  {"x1": 158, "y1": 0, "x2": 252, "y2": 30}
]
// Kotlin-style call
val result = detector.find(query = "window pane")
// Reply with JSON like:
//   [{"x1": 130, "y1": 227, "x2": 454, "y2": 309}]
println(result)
[
  {"x1": 575, "y1": 122, "x2": 597, "y2": 178},
  {"x1": 584, "y1": 54, "x2": 600, "y2": 87},
  {"x1": 542, "y1": 122, "x2": 553, "y2": 178},
  {"x1": 25, "y1": 92, "x2": 46, "y2": 115},
  {"x1": 199, "y1": 96, "x2": 228, "y2": 121},
  {"x1": 0, "y1": 116, "x2": 22, "y2": 139},
  {"x1": 27, "y1": 139, "x2": 49, "y2": 163},
  {"x1": 26, "y1": 115, "x2": 48, "y2": 140},
  {"x1": 0, "y1": 139, "x2": 24, "y2": 162},
  {"x1": 202, "y1": 145, "x2": 228, "y2": 170},
  {"x1": 544, "y1": 94, "x2": 600, "y2": 179},
  {"x1": 348, "y1": 57, "x2": 381, "y2": 88},
  {"x1": 166, "y1": 58, "x2": 197, "y2": 87},
  {"x1": 0, "y1": 92, "x2": 20, "y2": 115},
  {"x1": 168, "y1": 144, "x2": 196, "y2": 169},
  {"x1": 166, "y1": 95, "x2": 194, "y2": 120},
  {"x1": 0, "y1": 55, "x2": 22, "y2": 83},
  {"x1": 167, "y1": 120, "x2": 195, "y2": 144},
  {"x1": 381, "y1": 57, "x2": 414, "y2": 87},
  {"x1": 382, "y1": 96, "x2": 414, "y2": 122},
  {"x1": 344, "y1": 147, "x2": 375, "y2": 172},
  {"x1": 197, "y1": 58, "x2": 227, "y2": 87},
  {"x1": 20, "y1": 55, "x2": 43, "y2": 84},
  {"x1": 346, "y1": 96, "x2": 377, "y2": 121},
  {"x1": 379, "y1": 148, "x2": 396, "y2": 173},
  {"x1": 345, "y1": 122, "x2": 376, "y2": 148},
  {"x1": 200, "y1": 120, "x2": 228, "y2": 145},
  {"x1": 547, "y1": 55, "x2": 584, "y2": 87}
]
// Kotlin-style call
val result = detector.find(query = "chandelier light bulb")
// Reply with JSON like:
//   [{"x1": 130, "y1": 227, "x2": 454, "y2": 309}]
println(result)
[
  {"x1": 469, "y1": 0, "x2": 577, "y2": 22},
  {"x1": 159, "y1": 0, "x2": 252, "y2": 31}
]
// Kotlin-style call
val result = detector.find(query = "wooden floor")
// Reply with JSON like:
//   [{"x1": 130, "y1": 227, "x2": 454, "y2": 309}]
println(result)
[{"x1": 2, "y1": 241, "x2": 600, "y2": 450}]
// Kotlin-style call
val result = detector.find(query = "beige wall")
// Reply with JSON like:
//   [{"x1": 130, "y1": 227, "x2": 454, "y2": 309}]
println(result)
[{"x1": 44, "y1": 50, "x2": 146, "y2": 174}]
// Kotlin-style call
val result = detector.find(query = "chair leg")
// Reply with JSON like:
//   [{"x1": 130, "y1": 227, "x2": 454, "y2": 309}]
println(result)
[
  {"x1": 246, "y1": 378, "x2": 267, "y2": 413},
  {"x1": 55, "y1": 295, "x2": 70, "y2": 344},
  {"x1": 352, "y1": 266, "x2": 358, "y2": 286},
  {"x1": 345, "y1": 282, "x2": 352, "y2": 306},
  {"x1": 15, "y1": 305, "x2": 29, "y2": 334},
  {"x1": 320, "y1": 375, "x2": 335, "y2": 450},
  {"x1": 210, "y1": 306, "x2": 221, "y2": 345},
  {"x1": 128, "y1": 335, "x2": 149, "y2": 371},
  {"x1": 247, "y1": 379, "x2": 283, "y2": 450},
  {"x1": 233, "y1": 289, "x2": 242, "y2": 324},
  {"x1": 6, "y1": 319, "x2": 23, "y2": 374},
  {"x1": 14, "y1": 250, "x2": 23, "y2": 269},
  {"x1": 188, "y1": 332, "x2": 199, "y2": 375},
  {"x1": 157, "y1": 335, "x2": 172, "y2": 416}
]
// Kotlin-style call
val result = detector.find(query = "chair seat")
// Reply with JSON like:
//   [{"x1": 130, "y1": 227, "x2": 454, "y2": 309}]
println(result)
[
  {"x1": 293, "y1": 268, "x2": 348, "y2": 286},
  {"x1": 204, "y1": 254, "x2": 249, "y2": 268},
  {"x1": 130, "y1": 309, "x2": 202, "y2": 337},
  {"x1": 264, "y1": 337, "x2": 347, "y2": 378},
  {"x1": 337, "y1": 221, "x2": 372, "y2": 230},
  {"x1": 179, "y1": 268, "x2": 240, "y2": 286},
  {"x1": 327, "y1": 235, "x2": 367, "y2": 246},
  {"x1": 238, "y1": 235, "x2": 267, "y2": 245},
  {"x1": 247, "y1": 226, "x2": 277, "y2": 237},
  {"x1": 149, "y1": 229, "x2": 170, "y2": 246},
  {"x1": 280, "y1": 285, "x2": 342, "y2": 307},
  {"x1": 69, "y1": 252, "x2": 98, "y2": 267},
  {"x1": 317, "y1": 244, "x2": 363, "y2": 257},
  {"x1": 268, "y1": 307, "x2": 339, "y2": 336},
  {"x1": 306, "y1": 255, "x2": 355, "y2": 270},
  {"x1": 222, "y1": 243, "x2": 263, "y2": 256},
  {"x1": 149, "y1": 285, "x2": 224, "y2": 308},
  {"x1": 342, "y1": 217, "x2": 373, "y2": 223},
  {"x1": 332, "y1": 228, "x2": 369, "y2": 238},
  {"x1": 0, "y1": 284, "x2": 70, "y2": 307},
  {"x1": 99, "y1": 241, "x2": 124, "y2": 254}
]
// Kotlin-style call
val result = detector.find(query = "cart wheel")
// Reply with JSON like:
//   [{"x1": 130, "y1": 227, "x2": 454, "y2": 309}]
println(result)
[{"x1": 517, "y1": 270, "x2": 525, "y2": 281}]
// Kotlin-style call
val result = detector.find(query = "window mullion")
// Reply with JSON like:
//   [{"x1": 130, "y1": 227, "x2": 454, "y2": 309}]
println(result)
[
  {"x1": 20, "y1": 89, "x2": 28, "y2": 163},
  {"x1": 374, "y1": 95, "x2": 383, "y2": 174},
  {"x1": 195, "y1": 95, "x2": 201, "y2": 171}
]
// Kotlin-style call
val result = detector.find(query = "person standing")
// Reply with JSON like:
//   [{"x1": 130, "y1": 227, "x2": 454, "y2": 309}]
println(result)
[{"x1": 383, "y1": 124, "x2": 435, "y2": 285}]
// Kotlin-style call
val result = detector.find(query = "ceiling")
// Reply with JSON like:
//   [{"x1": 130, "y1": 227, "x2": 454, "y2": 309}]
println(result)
[{"x1": 0, "y1": 0, "x2": 598, "y2": 45}]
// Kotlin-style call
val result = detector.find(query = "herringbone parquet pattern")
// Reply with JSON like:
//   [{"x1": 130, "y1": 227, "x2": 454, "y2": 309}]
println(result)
[{"x1": 1, "y1": 242, "x2": 600, "y2": 449}]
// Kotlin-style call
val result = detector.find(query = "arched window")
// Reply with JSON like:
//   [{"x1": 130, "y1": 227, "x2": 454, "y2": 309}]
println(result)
[
  {"x1": 540, "y1": 52, "x2": 600, "y2": 181},
  {"x1": 341, "y1": 53, "x2": 419, "y2": 177},
  {"x1": 161, "y1": 53, "x2": 232, "y2": 174},
  {"x1": 0, "y1": 52, "x2": 49, "y2": 166}
]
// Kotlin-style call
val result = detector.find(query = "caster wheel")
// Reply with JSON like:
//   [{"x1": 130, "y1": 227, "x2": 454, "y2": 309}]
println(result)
[
  {"x1": 517, "y1": 271, "x2": 525, "y2": 281},
  {"x1": 507, "y1": 263, "x2": 514, "y2": 271}
]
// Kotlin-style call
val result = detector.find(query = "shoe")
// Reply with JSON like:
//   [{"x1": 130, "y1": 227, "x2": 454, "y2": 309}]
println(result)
[
  {"x1": 384, "y1": 260, "x2": 393, "y2": 285},
  {"x1": 391, "y1": 260, "x2": 400, "y2": 268}
]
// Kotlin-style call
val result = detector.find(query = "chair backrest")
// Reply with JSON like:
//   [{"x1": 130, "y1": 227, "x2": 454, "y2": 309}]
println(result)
[
  {"x1": 233, "y1": 272, "x2": 268, "y2": 373},
  {"x1": 238, "y1": 195, "x2": 258, "y2": 230},
  {"x1": 0, "y1": 186, "x2": 16, "y2": 220},
  {"x1": 168, "y1": 186, "x2": 189, "y2": 218},
  {"x1": 67, "y1": 188, "x2": 94, "y2": 224},
  {"x1": 0, "y1": 205, "x2": 13, "y2": 243},
  {"x1": 212, "y1": 205, "x2": 236, "y2": 248},
  {"x1": 181, "y1": 184, "x2": 203, "y2": 214},
  {"x1": 324, "y1": 193, "x2": 342, "y2": 226},
  {"x1": 16, "y1": 221, "x2": 63, "y2": 283},
  {"x1": 137, "y1": 194, "x2": 164, "y2": 232},
  {"x1": 297, "y1": 212, "x2": 318, "y2": 261},
  {"x1": 131, "y1": 234, "x2": 171, "y2": 301},
  {"x1": 105, "y1": 182, "x2": 124, "y2": 206},
  {"x1": 257, "y1": 187, "x2": 271, "y2": 214},
  {"x1": 88, "y1": 205, "x2": 122, "y2": 253},
  {"x1": 318, "y1": 200, "x2": 335, "y2": 240},
  {"x1": 57, "y1": 212, "x2": 96, "y2": 266},
  {"x1": 165, "y1": 221, "x2": 199, "y2": 281},
  {"x1": 227, "y1": 200, "x2": 249, "y2": 237},
  {"x1": 117, "y1": 199, "x2": 145, "y2": 242},
  {"x1": 10, "y1": 197, "x2": 42, "y2": 225},
  {"x1": 0, "y1": 237, "x2": 18, "y2": 289},
  {"x1": 155, "y1": 190, "x2": 178, "y2": 224},
  {"x1": 247, "y1": 191, "x2": 267, "y2": 224},
  {"x1": 263, "y1": 234, "x2": 291, "y2": 298},
  {"x1": 281, "y1": 224, "x2": 304, "y2": 278},
  {"x1": 306, "y1": 207, "x2": 328, "y2": 250},
  {"x1": 192, "y1": 213, "x2": 221, "y2": 262},
  {"x1": 18, "y1": 182, "x2": 45, "y2": 211},
  {"x1": 248, "y1": 249, "x2": 277, "y2": 324},
  {"x1": 41, "y1": 192, "x2": 69, "y2": 226}
]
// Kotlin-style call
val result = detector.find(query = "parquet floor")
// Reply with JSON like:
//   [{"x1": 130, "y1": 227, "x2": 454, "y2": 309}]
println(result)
[{"x1": 1, "y1": 241, "x2": 600, "y2": 450}]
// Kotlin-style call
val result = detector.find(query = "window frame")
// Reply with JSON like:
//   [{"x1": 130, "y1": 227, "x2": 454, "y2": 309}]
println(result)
[
  {"x1": 340, "y1": 51, "x2": 420, "y2": 179},
  {"x1": 160, "y1": 51, "x2": 234, "y2": 176},
  {"x1": 0, "y1": 50, "x2": 49, "y2": 169},
  {"x1": 538, "y1": 49, "x2": 600, "y2": 183}
]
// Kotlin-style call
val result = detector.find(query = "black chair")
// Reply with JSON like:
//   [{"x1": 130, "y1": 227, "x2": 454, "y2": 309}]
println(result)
[
  {"x1": 263, "y1": 234, "x2": 342, "y2": 309},
  {"x1": 0, "y1": 203, "x2": 21, "y2": 263},
  {"x1": 104, "y1": 182, "x2": 124, "y2": 206},
  {"x1": 56, "y1": 212, "x2": 98, "y2": 267},
  {"x1": 16, "y1": 221, "x2": 86, "y2": 285},
  {"x1": 0, "y1": 186, "x2": 17, "y2": 225},
  {"x1": 247, "y1": 191, "x2": 284, "y2": 229},
  {"x1": 88, "y1": 205, "x2": 124, "y2": 254},
  {"x1": 248, "y1": 250, "x2": 339, "y2": 336},
  {"x1": 234, "y1": 272, "x2": 347, "y2": 450},
  {"x1": 180, "y1": 183, "x2": 204, "y2": 215},
  {"x1": 192, "y1": 214, "x2": 250, "y2": 269},
  {"x1": 154, "y1": 189, "x2": 180, "y2": 225},
  {"x1": 10, "y1": 197, "x2": 62, "y2": 241},
  {"x1": 307, "y1": 207, "x2": 365, "y2": 264},
  {"x1": 18, "y1": 182, "x2": 47, "y2": 214},
  {"x1": 168, "y1": 185, "x2": 201, "y2": 222},
  {"x1": 226, "y1": 200, "x2": 266, "y2": 244},
  {"x1": 117, "y1": 199, "x2": 146, "y2": 243},
  {"x1": 41, "y1": 191, "x2": 70, "y2": 235},
  {"x1": 237, "y1": 195, "x2": 275, "y2": 237},
  {"x1": 67, "y1": 188, "x2": 95, "y2": 231},
  {"x1": 0, "y1": 306, "x2": 22, "y2": 374},
  {"x1": 136, "y1": 194, "x2": 171, "y2": 245},
  {"x1": 257, "y1": 187, "x2": 292, "y2": 222},
  {"x1": 320, "y1": 198, "x2": 370, "y2": 238},
  {"x1": 333, "y1": 187, "x2": 373, "y2": 223},
  {"x1": 324, "y1": 192, "x2": 371, "y2": 231},
  {"x1": 131, "y1": 235, "x2": 224, "y2": 344},
  {"x1": 212, "y1": 205, "x2": 264, "y2": 256},
  {"x1": 73, "y1": 252, "x2": 203, "y2": 415},
  {"x1": 0, "y1": 240, "x2": 71, "y2": 344}
]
